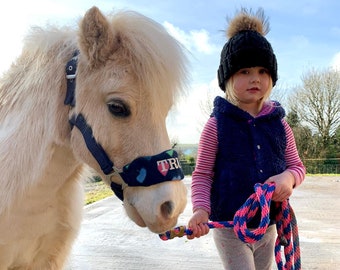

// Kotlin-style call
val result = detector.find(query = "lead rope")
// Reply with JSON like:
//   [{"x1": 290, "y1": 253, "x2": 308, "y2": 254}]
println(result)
[
  {"x1": 159, "y1": 183, "x2": 301, "y2": 270},
  {"x1": 274, "y1": 199, "x2": 301, "y2": 270}
]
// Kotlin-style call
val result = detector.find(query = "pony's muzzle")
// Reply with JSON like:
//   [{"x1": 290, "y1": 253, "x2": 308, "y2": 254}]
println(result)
[{"x1": 123, "y1": 180, "x2": 187, "y2": 233}]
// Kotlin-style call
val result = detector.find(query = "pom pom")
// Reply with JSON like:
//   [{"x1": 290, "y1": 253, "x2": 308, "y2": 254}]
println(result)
[{"x1": 227, "y1": 8, "x2": 270, "y2": 38}]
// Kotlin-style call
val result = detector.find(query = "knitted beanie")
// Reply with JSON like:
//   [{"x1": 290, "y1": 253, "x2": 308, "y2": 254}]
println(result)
[{"x1": 217, "y1": 8, "x2": 278, "y2": 91}]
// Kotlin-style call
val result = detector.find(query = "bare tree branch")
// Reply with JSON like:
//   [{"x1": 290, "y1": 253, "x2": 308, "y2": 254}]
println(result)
[{"x1": 289, "y1": 68, "x2": 340, "y2": 147}]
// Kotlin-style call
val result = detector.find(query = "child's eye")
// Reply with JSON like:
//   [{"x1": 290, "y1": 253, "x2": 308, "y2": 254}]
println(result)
[
  {"x1": 239, "y1": 69, "x2": 249, "y2": 74},
  {"x1": 259, "y1": 68, "x2": 269, "y2": 74}
]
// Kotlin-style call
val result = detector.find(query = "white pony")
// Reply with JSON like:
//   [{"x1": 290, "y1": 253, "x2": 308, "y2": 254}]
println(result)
[{"x1": 0, "y1": 6, "x2": 188, "y2": 269}]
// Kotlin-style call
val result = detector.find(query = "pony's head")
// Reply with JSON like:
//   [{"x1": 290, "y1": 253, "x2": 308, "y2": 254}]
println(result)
[{"x1": 69, "y1": 7, "x2": 188, "y2": 233}]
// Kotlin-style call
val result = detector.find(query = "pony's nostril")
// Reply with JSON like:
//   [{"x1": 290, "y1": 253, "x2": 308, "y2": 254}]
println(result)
[{"x1": 160, "y1": 201, "x2": 174, "y2": 218}]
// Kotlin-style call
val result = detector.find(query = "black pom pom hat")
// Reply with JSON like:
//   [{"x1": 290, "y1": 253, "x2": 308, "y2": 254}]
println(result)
[{"x1": 217, "y1": 8, "x2": 278, "y2": 91}]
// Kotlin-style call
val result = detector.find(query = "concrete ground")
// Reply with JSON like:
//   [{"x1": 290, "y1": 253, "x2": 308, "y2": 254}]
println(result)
[{"x1": 66, "y1": 176, "x2": 340, "y2": 269}]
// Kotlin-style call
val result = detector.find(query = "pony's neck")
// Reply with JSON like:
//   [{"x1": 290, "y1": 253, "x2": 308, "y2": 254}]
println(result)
[
  {"x1": 29, "y1": 144, "x2": 85, "y2": 195},
  {"x1": 0, "y1": 124, "x2": 83, "y2": 213},
  {"x1": 0, "y1": 83, "x2": 80, "y2": 215}
]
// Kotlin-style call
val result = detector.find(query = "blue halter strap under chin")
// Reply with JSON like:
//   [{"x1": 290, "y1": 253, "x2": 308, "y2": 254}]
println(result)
[{"x1": 64, "y1": 51, "x2": 184, "y2": 201}]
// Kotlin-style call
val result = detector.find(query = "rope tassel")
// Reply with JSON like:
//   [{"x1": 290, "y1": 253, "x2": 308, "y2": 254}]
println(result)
[{"x1": 159, "y1": 183, "x2": 301, "y2": 270}]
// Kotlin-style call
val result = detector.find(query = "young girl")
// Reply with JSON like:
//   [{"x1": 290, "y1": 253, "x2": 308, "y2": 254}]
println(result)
[{"x1": 187, "y1": 8, "x2": 306, "y2": 270}]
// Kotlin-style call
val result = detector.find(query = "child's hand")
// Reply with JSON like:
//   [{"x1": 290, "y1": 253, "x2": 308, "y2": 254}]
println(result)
[
  {"x1": 187, "y1": 209, "x2": 210, "y2": 239},
  {"x1": 265, "y1": 170, "x2": 295, "y2": 202}
]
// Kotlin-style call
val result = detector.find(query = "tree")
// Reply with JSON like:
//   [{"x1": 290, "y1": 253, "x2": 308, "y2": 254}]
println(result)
[
  {"x1": 289, "y1": 68, "x2": 340, "y2": 153},
  {"x1": 286, "y1": 110, "x2": 319, "y2": 159},
  {"x1": 327, "y1": 125, "x2": 340, "y2": 158}
]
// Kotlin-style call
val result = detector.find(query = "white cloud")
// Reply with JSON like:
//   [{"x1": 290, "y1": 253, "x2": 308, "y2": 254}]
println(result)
[
  {"x1": 190, "y1": 29, "x2": 217, "y2": 54},
  {"x1": 160, "y1": 22, "x2": 222, "y2": 143},
  {"x1": 0, "y1": 5, "x2": 27, "y2": 74},
  {"x1": 0, "y1": 0, "x2": 81, "y2": 75},
  {"x1": 331, "y1": 52, "x2": 340, "y2": 71},
  {"x1": 167, "y1": 78, "x2": 222, "y2": 144},
  {"x1": 167, "y1": 85, "x2": 207, "y2": 144},
  {"x1": 163, "y1": 21, "x2": 217, "y2": 55}
]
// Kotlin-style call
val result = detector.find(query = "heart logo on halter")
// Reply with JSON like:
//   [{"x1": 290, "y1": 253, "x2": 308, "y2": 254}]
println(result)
[{"x1": 157, "y1": 161, "x2": 169, "y2": 176}]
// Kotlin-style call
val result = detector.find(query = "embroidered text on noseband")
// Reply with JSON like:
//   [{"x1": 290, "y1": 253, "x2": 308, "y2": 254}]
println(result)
[{"x1": 64, "y1": 51, "x2": 184, "y2": 201}]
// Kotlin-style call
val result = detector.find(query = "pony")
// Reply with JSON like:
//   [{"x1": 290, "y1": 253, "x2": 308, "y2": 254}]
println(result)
[{"x1": 0, "y1": 6, "x2": 188, "y2": 269}]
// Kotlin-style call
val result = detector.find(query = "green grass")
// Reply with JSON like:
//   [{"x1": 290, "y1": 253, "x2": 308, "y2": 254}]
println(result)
[{"x1": 85, "y1": 181, "x2": 113, "y2": 205}]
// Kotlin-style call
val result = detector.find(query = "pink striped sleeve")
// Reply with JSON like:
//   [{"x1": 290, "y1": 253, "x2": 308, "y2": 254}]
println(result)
[
  {"x1": 282, "y1": 120, "x2": 306, "y2": 187},
  {"x1": 191, "y1": 117, "x2": 218, "y2": 214}
]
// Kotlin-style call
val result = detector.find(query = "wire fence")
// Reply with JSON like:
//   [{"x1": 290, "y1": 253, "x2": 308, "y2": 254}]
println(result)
[
  {"x1": 303, "y1": 158, "x2": 340, "y2": 175},
  {"x1": 180, "y1": 158, "x2": 340, "y2": 175},
  {"x1": 180, "y1": 160, "x2": 195, "y2": 175}
]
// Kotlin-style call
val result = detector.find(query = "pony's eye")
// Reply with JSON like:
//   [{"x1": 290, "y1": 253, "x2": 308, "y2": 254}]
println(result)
[{"x1": 107, "y1": 99, "x2": 130, "y2": 117}]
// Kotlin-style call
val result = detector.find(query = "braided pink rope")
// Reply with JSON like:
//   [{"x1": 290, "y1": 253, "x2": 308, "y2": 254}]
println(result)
[
  {"x1": 274, "y1": 200, "x2": 301, "y2": 270},
  {"x1": 159, "y1": 183, "x2": 301, "y2": 270}
]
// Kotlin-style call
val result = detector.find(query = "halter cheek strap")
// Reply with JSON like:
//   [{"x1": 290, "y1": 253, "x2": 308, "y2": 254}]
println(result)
[
  {"x1": 69, "y1": 113, "x2": 115, "y2": 175},
  {"x1": 64, "y1": 51, "x2": 184, "y2": 201},
  {"x1": 65, "y1": 50, "x2": 79, "y2": 107},
  {"x1": 65, "y1": 50, "x2": 117, "y2": 175}
]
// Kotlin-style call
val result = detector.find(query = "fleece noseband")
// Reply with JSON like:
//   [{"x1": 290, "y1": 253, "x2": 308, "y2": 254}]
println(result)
[{"x1": 64, "y1": 51, "x2": 184, "y2": 201}]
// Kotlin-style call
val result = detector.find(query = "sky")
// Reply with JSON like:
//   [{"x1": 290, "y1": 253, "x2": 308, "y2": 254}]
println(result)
[{"x1": 0, "y1": 0, "x2": 339, "y2": 144}]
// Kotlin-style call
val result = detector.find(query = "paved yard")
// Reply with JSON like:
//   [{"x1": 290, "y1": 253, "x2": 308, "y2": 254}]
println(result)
[{"x1": 66, "y1": 176, "x2": 340, "y2": 269}]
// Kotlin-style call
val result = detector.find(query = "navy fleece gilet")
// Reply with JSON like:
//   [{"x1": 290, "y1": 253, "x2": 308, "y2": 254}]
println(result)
[{"x1": 210, "y1": 96, "x2": 287, "y2": 225}]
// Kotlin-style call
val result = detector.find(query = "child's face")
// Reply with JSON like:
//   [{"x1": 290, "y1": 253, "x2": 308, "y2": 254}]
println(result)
[{"x1": 232, "y1": 66, "x2": 271, "y2": 106}]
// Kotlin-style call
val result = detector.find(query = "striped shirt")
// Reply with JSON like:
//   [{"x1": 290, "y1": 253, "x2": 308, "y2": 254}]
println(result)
[{"x1": 192, "y1": 103, "x2": 306, "y2": 214}]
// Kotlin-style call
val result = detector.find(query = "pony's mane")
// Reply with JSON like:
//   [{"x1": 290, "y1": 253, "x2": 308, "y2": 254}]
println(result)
[{"x1": 0, "y1": 26, "x2": 77, "y2": 119}]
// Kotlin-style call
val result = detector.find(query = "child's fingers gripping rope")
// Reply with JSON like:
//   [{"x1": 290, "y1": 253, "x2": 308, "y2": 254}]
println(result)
[{"x1": 159, "y1": 221, "x2": 233, "y2": 240}]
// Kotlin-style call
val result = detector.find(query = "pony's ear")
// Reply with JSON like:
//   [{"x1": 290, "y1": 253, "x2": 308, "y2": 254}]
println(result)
[{"x1": 78, "y1": 6, "x2": 119, "y2": 68}]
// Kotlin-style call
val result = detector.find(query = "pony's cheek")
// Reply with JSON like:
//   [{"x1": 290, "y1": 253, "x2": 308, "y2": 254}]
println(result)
[{"x1": 123, "y1": 200, "x2": 146, "y2": 227}]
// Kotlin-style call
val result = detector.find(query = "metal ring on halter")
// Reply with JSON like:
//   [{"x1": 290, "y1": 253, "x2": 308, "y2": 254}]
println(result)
[{"x1": 106, "y1": 167, "x2": 126, "y2": 187}]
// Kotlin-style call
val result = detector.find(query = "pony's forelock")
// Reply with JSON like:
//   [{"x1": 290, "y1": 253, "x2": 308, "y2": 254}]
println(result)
[{"x1": 109, "y1": 10, "x2": 189, "y2": 113}]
